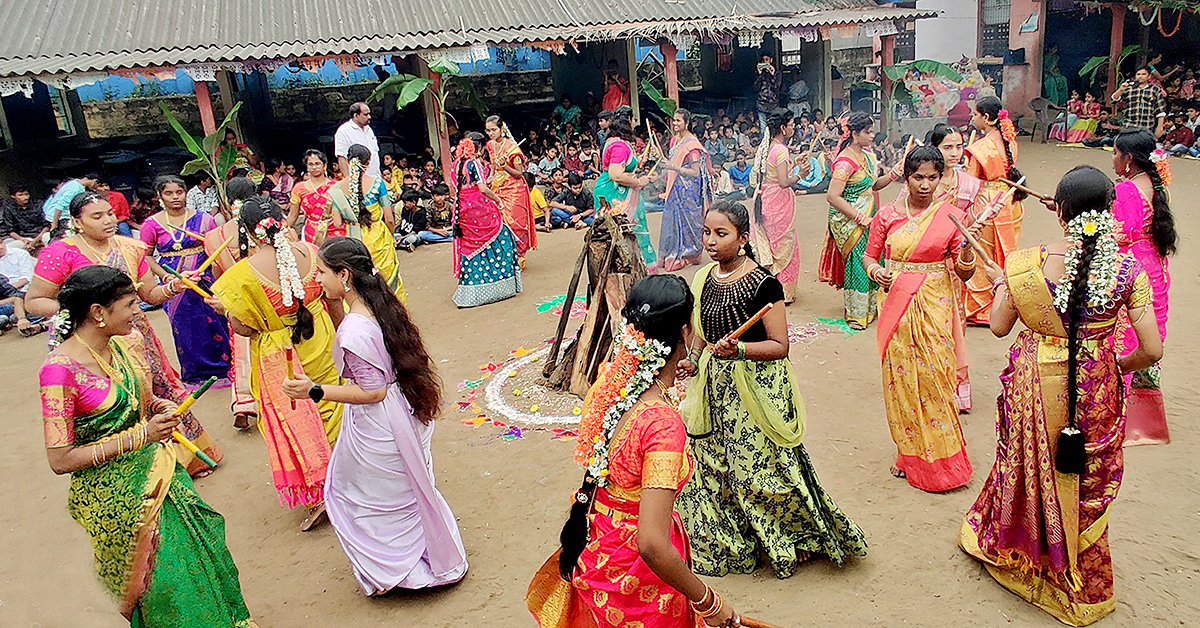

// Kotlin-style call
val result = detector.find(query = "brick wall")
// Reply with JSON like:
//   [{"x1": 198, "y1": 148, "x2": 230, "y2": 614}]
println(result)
[{"x1": 82, "y1": 95, "x2": 226, "y2": 139}]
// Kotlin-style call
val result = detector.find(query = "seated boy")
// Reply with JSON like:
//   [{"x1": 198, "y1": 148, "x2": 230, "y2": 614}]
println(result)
[
  {"x1": 710, "y1": 155, "x2": 744, "y2": 201},
  {"x1": 526, "y1": 173, "x2": 551, "y2": 232},
  {"x1": 1082, "y1": 108, "x2": 1123, "y2": 148},
  {"x1": 548, "y1": 173, "x2": 595, "y2": 229}
]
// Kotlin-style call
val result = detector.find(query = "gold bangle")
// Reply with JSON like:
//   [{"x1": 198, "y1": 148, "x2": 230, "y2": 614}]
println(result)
[
  {"x1": 697, "y1": 593, "x2": 725, "y2": 619},
  {"x1": 690, "y1": 584, "x2": 714, "y2": 611},
  {"x1": 1130, "y1": 307, "x2": 1148, "y2": 325}
]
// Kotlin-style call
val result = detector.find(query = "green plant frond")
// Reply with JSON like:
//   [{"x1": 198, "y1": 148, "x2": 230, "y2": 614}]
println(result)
[
  {"x1": 202, "y1": 101, "x2": 243, "y2": 155},
  {"x1": 368, "y1": 73, "x2": 432, "y2": 105},
  {"x1": 157, "y1": 102, "x2": 203, "y2": 157},
  {"x1": 640, "y1": 79, "x2": 677, "y2": 117},
  {"x1": 180, "y1": 156, "x2": 211, "y2": 176}
]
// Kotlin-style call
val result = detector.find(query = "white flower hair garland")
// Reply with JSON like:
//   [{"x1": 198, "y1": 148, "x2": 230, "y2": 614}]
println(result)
[{"x1": 1053, "y1": 209, "x2": 1119, "y2": 313}]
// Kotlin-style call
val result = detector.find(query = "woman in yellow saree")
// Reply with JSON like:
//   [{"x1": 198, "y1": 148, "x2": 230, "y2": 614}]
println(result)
[
  {"x1": 864, "y1": 147, "x2": 978, "y2": 492},
  {"x1": 822, "y1": 112, "x2": 904, "y2": 329},
  {"x1": 41, "y1": 265, "x2": 257, "y2": 627},
  {"x1": 960, "y1": 166, "x2": 1162, "y2": 626},
  {"x1": 339, "y1": 144, "x2": 407, "y2": 303},
  {"x1": 962, "y1": 96, "x2": 1027, "y2": 325},
  {"x1": 212, "y1": 197, "x2": 343, "y2": 529}
]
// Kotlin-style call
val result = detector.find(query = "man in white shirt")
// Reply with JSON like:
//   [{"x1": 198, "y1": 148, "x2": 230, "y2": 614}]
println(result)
[
  {"x1": 186, "y1": 172, "x2": 220, "y2": 216},
  {"x1": 0, "y1": 237, "x2": 40, "y2": 334},
  {"x1": 335, "y1": 102, "x2": 382, "y2": 180}
]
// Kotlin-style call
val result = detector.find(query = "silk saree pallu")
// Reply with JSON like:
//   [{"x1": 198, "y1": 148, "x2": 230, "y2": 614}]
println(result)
[
  {"x1": 963, "y1": 136, "x2": 1024, "y2": 324},
  {"x1": 755, "y1": 144, "x2": 800, "y2": 302},
  {"x1": 820, "y1": 153, "x2": 879, "y2": 327}
]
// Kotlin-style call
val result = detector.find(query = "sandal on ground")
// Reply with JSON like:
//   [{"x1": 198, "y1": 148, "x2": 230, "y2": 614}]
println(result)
[
  {"x1": 301, "y1": 502, "x2": 328, "y2": 531},
  {"x1": 233, "y1": 412, "x2": 256, "y2": 430}
]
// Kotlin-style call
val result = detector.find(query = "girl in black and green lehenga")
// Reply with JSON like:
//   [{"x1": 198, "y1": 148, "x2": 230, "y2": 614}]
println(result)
[
  {"x1": 39, "y1": 265, "x2": 257, "y2": 628},
  {"x1": 676, "y1": 200, "x2": 868, "y2": 578}
]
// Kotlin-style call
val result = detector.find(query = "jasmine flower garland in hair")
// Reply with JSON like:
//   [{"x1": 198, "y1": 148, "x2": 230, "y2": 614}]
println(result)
[
  {"x1": 584, "y1": 322, "x2": 671, "y2": 486},
  {"x1": 47, "y1": 309, "x2": 72, "y2": 348},
  {"x1": 1053, "y1": 209, "x2": 1120, "y2": 313}
]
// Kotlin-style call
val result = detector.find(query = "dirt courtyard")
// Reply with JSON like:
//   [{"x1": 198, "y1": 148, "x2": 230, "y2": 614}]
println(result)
[{"x1": 1, "y1": 142, "x2": 1196, "y2": 627}]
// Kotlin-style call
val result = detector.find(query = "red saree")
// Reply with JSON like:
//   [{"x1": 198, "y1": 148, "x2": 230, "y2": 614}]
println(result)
[
  {"x1": 488, "y1": 139, "x2": 537, "y2": 258},
  {"x1": 528, "y1": 401, "x2": 702, "y2": 628}
]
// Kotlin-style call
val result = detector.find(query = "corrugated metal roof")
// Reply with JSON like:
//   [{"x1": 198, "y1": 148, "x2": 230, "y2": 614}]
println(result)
[{"x1": 0, "y1": 1, "x2": 935, "y2": 78}]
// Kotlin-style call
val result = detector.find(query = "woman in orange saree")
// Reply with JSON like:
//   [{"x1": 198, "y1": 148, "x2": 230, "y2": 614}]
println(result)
[
  {"x1": 963, "y1": 96, "x2": 1027, "y2": 325},
  {"x1": 960, "y1": 166, "x2": 1162, "y2": 626},
  {"x1": 528, "y1": 275, "x2": 741, "y2": 628},
  {"x1": 486, "y1": 115, "x2": 537, "y2": 265},
  {"x1": 864, "y1": 147, "x2": 977, "y2": 492}
]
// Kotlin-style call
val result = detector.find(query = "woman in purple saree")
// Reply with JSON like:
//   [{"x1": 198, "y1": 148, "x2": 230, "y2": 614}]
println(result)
[
  {"x1": 959, "y1": 166, "x2": 1162, "y2": 626},
  {"x1": 285, "y1": 238, "x2": 467, "y2": 594}
]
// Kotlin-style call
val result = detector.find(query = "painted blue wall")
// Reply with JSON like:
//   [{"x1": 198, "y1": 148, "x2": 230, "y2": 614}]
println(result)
[{"x1": 76, "y1": 70, "x2": 195, "y2": 102}]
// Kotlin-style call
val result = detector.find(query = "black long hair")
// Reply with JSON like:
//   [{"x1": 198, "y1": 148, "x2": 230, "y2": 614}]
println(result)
[
  {"x1": 903, "y1": 145, "x2": 946, "y2": 178},
  {"x1": 68, "y1": 190, "x2": 108, "y2": 220},
  {"x1": 318, "y1": 238, "x2": 442, "y2": 424},
  {"x1": 975, "y1": 96, "x2": 1028, "y2": 201},
  {"x1": 559, "y1": 274, "x2": 692, "y2": 580},
  {"x1": 57, "y1": 265, "x2": 136, "y2": 341},
  {"x1": 153, "y1": 174, "x2": 186, "y2": 195},
  {"x1": 1055, "y1": 165, "x2": 1116, "y2": 472},
  {"x1": 226, "y1": 176, "x2": 257, "y2": 258},
  {"x1": 347, "y1": 143, "x2": 373, "y2": 228},
  {"x1": 239, "y1": 196, "x2": 314, "y2": 345},
  {"x1": 837, "y1": 111, "x2": 874, "y2": 155},
  {"x1": 708, "y1": 198, "x2": 756, "y2": 260},
  {"x1": 1114, "y1": 129, "x2": 1177, "y2": 258},
  {"x1": 925, "y1": 122, "x2": 961, "y2": 149}
]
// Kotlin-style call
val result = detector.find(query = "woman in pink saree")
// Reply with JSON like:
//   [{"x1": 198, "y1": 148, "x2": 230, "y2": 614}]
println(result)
[
  {"x1": 960, "y1": 166, "x2": 1163, "y2": 626},
  {"x1": 451, "y1": 133, "x2": 522, "y2": 308},
  {"x1": 1110, "y1": 130, "x2": 1176, "y2": 446},
  {"x1": 751, "y1": 108, "x2": 806, "y2": 303},
  {"x1": 863, "y1": 147, "x2": 979, "y2": 492}
]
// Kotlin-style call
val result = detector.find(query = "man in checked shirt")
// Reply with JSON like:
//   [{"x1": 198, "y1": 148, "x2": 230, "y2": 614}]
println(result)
[{"x1": 1111, "y1": 65, "x2": 1167, "y2": 138}]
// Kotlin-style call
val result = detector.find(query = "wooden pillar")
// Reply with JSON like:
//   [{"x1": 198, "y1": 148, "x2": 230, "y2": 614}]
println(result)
[
  {"x1": 660, "y1": 40, "x2": 680, "y2": 103},
  {"x1": 822, "y1": 38, "x2": 833, "y2": 115},
  {"x1": 195, "y1": 80, "x2": 217, "y2": 135},
  {"x1": 880, "y1": 34, "x2": 896, "y2": 133},
  {"x1": 215, "y1": 71, "x2": 239, "y2": 135},
  {"x1": 1107, "y1": 3, "x2": 1126, "y2": 98},
  {"x1": 416, "y1": 56, "x2": 453, "y2": 186},
  {"x1": 626, "y1": 38, "x2": 640, "y2": 124}
]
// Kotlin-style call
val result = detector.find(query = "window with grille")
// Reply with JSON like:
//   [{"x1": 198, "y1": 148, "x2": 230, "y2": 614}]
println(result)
[
  {"x1": 980, "y1": 0, "x2": 1011, "y2": 58},
  {"x1": 47, "y1": 86, "x2": 75, "y2": 136}
]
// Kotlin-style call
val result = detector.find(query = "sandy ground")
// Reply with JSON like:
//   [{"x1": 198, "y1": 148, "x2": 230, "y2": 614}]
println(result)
[{"x1": 1, "y1": 142, "x2": 1197, "y2": 628}]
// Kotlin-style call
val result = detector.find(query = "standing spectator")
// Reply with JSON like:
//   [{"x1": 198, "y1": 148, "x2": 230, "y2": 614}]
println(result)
[
  {"x1": 1111, "y1": 66, "x2": 1167, "y2": 137},
  {"x1": 754, "y1": 52, "x2": 782, "y2": 131},
  {"x1": 186, "y1": 172, "x2": 220, "y2": 216},
  {"x1": 335, "y1": 102, "x2": 382, "y2": 180},
  {"x1": 43, "y1": 172, "x2": 100, "y2": 236},
  {"x1": 0, "y1": 183, "x2": 48, "y2": 251},
  {"x1": 728, "y1": 150, "x2": 752, "y2": 191},
  {"x1": 94, "y1": 177, "x2": 132, "y2": 236},
  {"x1": 547, "y1": 173, "x2": 595, "y2": 229},
  {"x1": 601, "y1": 59, "x2": 631, "y2": 111}
]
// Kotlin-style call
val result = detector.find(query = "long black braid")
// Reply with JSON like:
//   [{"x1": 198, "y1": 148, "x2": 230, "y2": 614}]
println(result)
[
  {"x1": 1115, "y1": 129, "x2": 1178, "y2": 258},
  {"x1": 975, "y1": 96, "x2": 1028, "y2": 202},
  {"x1": 347, "y1": 144, "x2": 373, "y2": 228}
]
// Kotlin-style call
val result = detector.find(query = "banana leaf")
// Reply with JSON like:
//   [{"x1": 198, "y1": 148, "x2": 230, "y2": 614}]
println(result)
[
  {"x1": 368, "y1": 73, "x2": 432, "y2": 106},
  {"x1": 216, "y1": 145, "x2": 237, "y2": 179},
  {"x1": 200, "y1": 101, "x2": 243, "y2": 156},
  {"x1": 429, "y1": 58, "x2": 460, "y2": 75},
  {"x1": 179, "y1": 156, "x2": 211, "y2": 177},
  {"x1": 157, "y1": 102, "x2": 203, "y2": 158},
  {"x1": 640, "y1": 79, "x2": 677, "y2": 117}
]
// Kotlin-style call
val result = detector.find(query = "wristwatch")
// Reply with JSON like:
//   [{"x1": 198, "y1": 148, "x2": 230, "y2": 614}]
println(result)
[{"x1": 308, "y1": 384, "x2": 324, "y2": 403}]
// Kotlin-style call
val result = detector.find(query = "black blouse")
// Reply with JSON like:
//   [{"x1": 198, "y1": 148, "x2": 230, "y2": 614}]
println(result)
[{"x1": 699, "y1": 265, "x2": 785, "y2": 343}]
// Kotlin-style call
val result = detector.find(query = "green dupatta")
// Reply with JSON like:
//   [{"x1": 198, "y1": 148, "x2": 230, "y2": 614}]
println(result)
[{"x1": 680, "y1": 263, "x2": 807, "y2": 448}]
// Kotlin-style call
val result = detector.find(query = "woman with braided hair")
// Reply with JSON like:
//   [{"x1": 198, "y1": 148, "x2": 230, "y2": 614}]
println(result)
[
  {"x1": 211, "y1": 197, "x2": 342, "y2": 530},
  {"x1": 529, "y1": 274, "x2": 744, "y2": 628},
  {"x1": 486, "y1": 114, "x2": 537, "y2": 266},
  {"x1": 749, "y1": 108, "x2": 806, "y2": 304},
  {"x1": 283, "y1": 237, "x2": 467, "y2": 594},
  {"x1": 822, "y1": 112, "x2": 904, "y2": 329},
  {"x1": 337, "y1": 144, "x2": 407, "y2": 303},
  {"x1": 451, "y1": 132, "x2": 522, "y2": 308},
  {"x1": 960, "y1": 166, "x2": 1162, "y2": 626},
  {"x1": 1110, "y1": 129, "x2": 1176, "y2": 446},
  {"x1": 655, "y1": 108, "x2": 712, "y2": 272},
  {"x1": 593, "y1": 112, "x2": 657, "y2": 269},
  {"x1": 963, "y1": 95, "x2": 1027, "y2": 324}
]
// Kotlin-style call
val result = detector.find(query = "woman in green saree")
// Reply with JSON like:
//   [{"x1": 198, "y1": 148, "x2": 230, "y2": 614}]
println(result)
[
  {"x1": 822, "y1": 112, "x2": 904, "y2": 329},
  {"x1": 40, "y1": 265, "x2": 257, "y2": 628}
]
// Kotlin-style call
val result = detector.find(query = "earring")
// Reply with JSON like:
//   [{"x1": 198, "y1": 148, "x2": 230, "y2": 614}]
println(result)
[
  {"x1": 97, "y1": 319, "x2": 107, "y2": 328},
  {"x1": 342, "y1": 281, "x2": 350, "y2": 293}
]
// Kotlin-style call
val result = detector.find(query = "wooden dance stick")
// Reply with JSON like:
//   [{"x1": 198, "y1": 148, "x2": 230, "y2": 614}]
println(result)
[
  {"x1": 196, "y1": 234, "x2": 236, "y2": 274},
  {"x1": 161, "y1": 264, "x2": 213, "y2": 300},
  {"x1": 725, "y1": 303, "x2": 773, "y2": 343},
  {"x1": 170, "y1": 376, "x2": 219, "y2": 468},
  {"x1": 948, "y1": 213, "x2": 996, "y2": 268},
  {"x1": 974, "y1": 175, "x2": 1024, "y2": 225},
  {"x1": 1000, "y1": 177, "x2": 1052, "y2": 201},
  {"x1": 286, "y1": 346, "x2": 297, "y2": 410},
  {"x1": 160, "y1": 220, "x2": 206, "y2": 241}
]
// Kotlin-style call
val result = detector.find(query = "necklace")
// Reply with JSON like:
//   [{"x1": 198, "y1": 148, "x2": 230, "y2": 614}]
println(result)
[
  {"x1": 653, "y1": 378, "x2": 680, "y2": 410},
  {"x1": 77, "y1": 235, "x2": 114, "y2": 263},
  {"x1": 163, "y1": 211, "x2": 187, "y2": 251},
  {"x1": 900, "y1": 198, "x2": 929, "y2": 233},
  {"x1": 712, "y1": 256, "x2": 749, "y2": 281},
  {"x1": 80, "y1": 337, "x2": 136, "y2": 401}
]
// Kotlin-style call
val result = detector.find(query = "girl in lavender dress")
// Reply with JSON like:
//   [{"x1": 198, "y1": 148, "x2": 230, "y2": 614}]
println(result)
[{"x1": 283, "y1": 237, "x2": 467, "y2": 594}]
